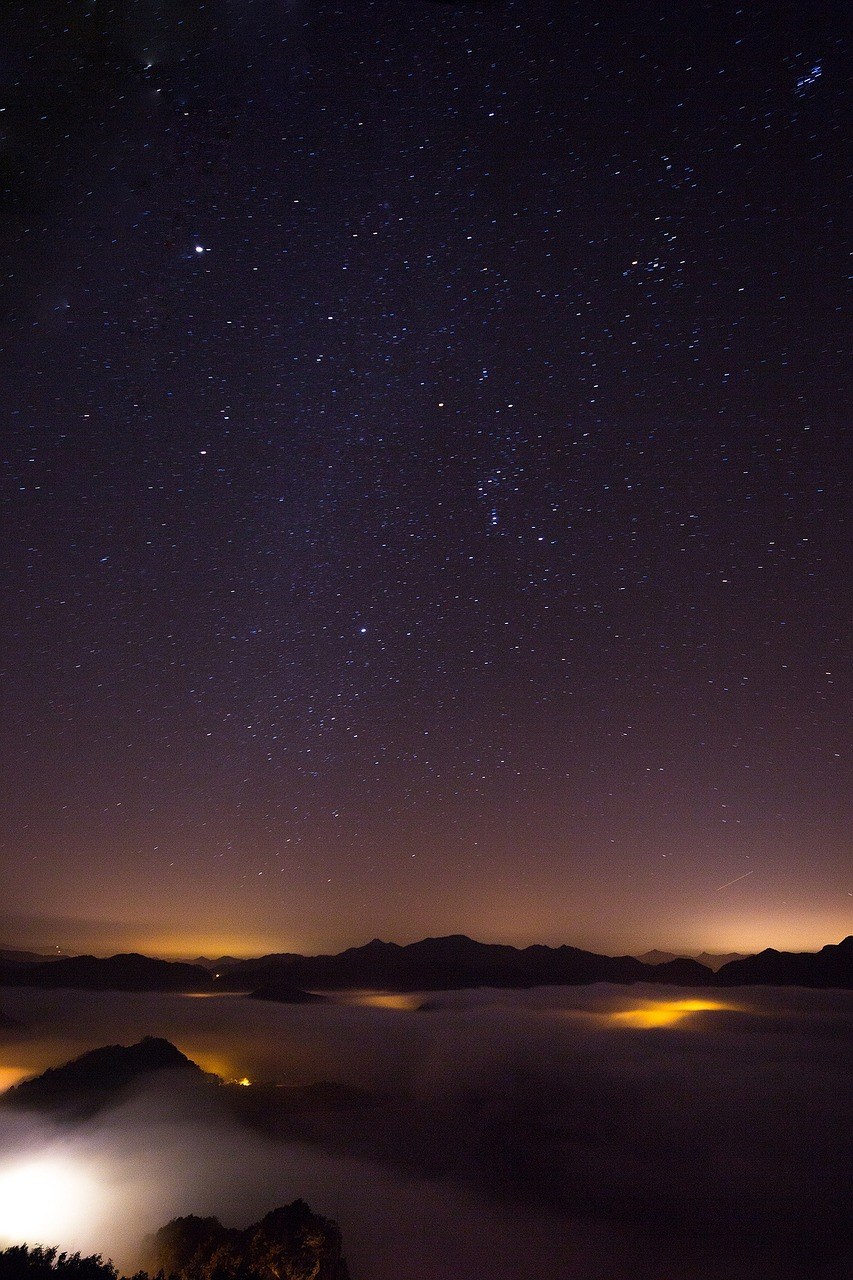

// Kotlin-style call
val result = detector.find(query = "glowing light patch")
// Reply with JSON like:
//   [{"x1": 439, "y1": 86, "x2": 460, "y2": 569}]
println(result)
[
  {"x1": 179, "y1": 991, "x2": 247, "y2": 998},
  {"x1": 0, "y1": 1067, "x2": 33, "y2": 1092},
  {"x1": 0, "y1": 1157, "x2": 103, "y2": 1244},
  {"x1": 184, "y1": 1053, "x2": 253, "y2": 1085},
  {"x1": 606, "y1": 998, "x2": 738, "y2": 1029},
  {"x1": 342, "y1": 992, "x2": 422, "y2": 1011},
  {"x1": 190, "y1": 1052, "x2": 235, "y2": 1079}
]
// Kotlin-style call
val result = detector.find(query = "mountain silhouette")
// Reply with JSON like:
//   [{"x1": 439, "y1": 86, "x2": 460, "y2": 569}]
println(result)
[
  {"x1": 218, "y1": 934, "x2": 715, "y2": 992},
  {"x1": 637, "y1": 949, "x2": 750, "y2": 971},
  {"x1": 0, "y1": 936, "x2": 848, "y2": 994},
  {"x1": 694, "y1": 951, "x2": 751, "y2": 971},
  {"x1": 0, "y1": 953, "x2": 212, "y2": 992},
  {"x1": 716, "y1": 936, "x2": 853, "y2": 988},
  {"x1": 636, "y1": 949, "x2": 683, "y2": 965},
  {"x1": 0, "y1": 948, "x2": 58, "y2": 965},
  {"x1": 2, "y1": 1036, "x2": 212, "y2": 1118}
]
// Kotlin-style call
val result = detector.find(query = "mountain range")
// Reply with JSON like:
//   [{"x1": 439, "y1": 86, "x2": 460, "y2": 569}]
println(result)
[
  {"x1": 0, "y1": 952, "x2": 212, "y2": 991},
  {"x1": 0, "y1": 935, "x2": 850, "y2": 993}
]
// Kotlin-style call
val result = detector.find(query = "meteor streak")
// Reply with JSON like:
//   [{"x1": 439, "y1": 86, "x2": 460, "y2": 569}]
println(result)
[{"x1": 715, "y1": 871, "x2": 755, "y2": 892}]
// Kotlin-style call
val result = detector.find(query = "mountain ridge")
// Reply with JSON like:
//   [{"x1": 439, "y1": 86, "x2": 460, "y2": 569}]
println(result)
[
  {"x1": 1, "y1": 935, "x2": 850, "y2": 993},
  {"x1": 637, "y1": 949, "x2": 750, "y2": 971},
  {"x1": 1, "y1": 1036, "x2": 212, "y2": 1117}
]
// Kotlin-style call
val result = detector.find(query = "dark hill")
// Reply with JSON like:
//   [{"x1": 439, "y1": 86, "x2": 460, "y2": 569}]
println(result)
[
  {"x1": 0, "y1": 952, "x2": 212, "y2": 992},
  {"x1": 249, "y1": 983, "x2": 329, "y2": 1003},
  {"x1": 144, "y1": 1201, "x2": 350, "y2": 1280},
  {"x1": 717, "y1": 936, "x2": 853, "y2": 988},
  {"x1": 3, "y1": 1036, "x2": 212, "y2": 1118}
]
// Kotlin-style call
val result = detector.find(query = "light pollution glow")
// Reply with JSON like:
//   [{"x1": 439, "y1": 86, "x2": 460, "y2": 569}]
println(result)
[
  {"x1": 290, "y1": 992, "x2": 748, "y2": 1024},
  {"x1": 6, "y1": 915, "x2": 848, "y2": 965},
  {"x1": 602, "y1": 997, "x2": 743, "y2": 1028},
  {"x1": 329, "y1": 993, "x2": 750, "y2": 1023},
  {"x1": 5, "y1": 872, "x2": 851, "y2": 963},
  {"x1": 0, "y1": 1068, "x2": 33, "y2": 1092}
]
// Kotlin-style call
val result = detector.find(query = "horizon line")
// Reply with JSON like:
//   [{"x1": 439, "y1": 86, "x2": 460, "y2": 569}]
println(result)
[{"x1": 3, "y1": 931, "x2": 850, "y2": 965}]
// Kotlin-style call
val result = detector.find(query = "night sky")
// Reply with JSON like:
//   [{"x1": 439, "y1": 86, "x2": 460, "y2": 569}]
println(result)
[{"x1": 1, "y1": 1, "x2": 849, "y2": 959}]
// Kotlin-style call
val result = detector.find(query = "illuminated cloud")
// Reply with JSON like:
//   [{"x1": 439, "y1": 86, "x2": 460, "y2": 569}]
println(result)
[
  {"x1": 0, "y1": 1156, "x2": 105, "y2": 1246},
  {"x1": 604, "y1": 998, "x2": 741, "y2": 1029}
]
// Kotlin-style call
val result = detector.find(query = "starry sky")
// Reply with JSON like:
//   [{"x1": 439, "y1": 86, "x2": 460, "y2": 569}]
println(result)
[{"x1": 0, "y1": 0, "x2": 849, "y2": 960}]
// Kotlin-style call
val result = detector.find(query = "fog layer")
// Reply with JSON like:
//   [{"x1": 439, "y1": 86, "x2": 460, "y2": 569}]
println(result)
[{"x1": 1, "y1": 985, "x2": 850, "y2": 1279}]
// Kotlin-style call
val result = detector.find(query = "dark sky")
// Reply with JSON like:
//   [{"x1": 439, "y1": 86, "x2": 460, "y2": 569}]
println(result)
[{"x1": 1, "y1": 0, "x2": 849, "y2": 958}]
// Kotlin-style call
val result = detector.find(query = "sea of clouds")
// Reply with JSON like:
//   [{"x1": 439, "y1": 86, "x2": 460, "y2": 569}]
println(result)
[{"x1": 0, "y1": 984, "x2": 850, "y2": 1279}]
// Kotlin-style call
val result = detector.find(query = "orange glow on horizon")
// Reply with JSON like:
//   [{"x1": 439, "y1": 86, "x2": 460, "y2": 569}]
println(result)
[
  {"x1": 0, "y1": 1067, "x2": 34, "y2": 1093},
  {"x1": 185, "y1": 1051, "x2": 236, "y2": 1079}
]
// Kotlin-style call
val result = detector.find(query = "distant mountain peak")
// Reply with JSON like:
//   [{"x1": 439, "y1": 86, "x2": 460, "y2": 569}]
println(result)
[{"x1": 3, "y1": 1036, "x2": 211, "y2": 1118}]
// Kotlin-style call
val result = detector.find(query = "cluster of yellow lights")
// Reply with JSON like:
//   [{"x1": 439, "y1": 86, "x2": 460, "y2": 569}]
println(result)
[{"x1": 605, "y1": 998, "x2": 738, "y2": 1029}]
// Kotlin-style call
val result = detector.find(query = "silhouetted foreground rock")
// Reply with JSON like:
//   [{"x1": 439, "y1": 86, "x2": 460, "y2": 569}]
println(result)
[
  {"x1": 0, "y1": 1204, "x2": 352, "y2": 1280},
  {"x1": 2, "y1": 1037, "x2": 212, "y2": 1118},
  {"x1": 144, "y1": 1202, "x2": 350, "y2": 1280}
]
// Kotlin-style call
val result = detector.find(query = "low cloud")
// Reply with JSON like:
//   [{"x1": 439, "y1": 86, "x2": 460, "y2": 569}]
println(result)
[{"x1": 0, "y1": 985, "x2": 850, "y2": 1279}]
